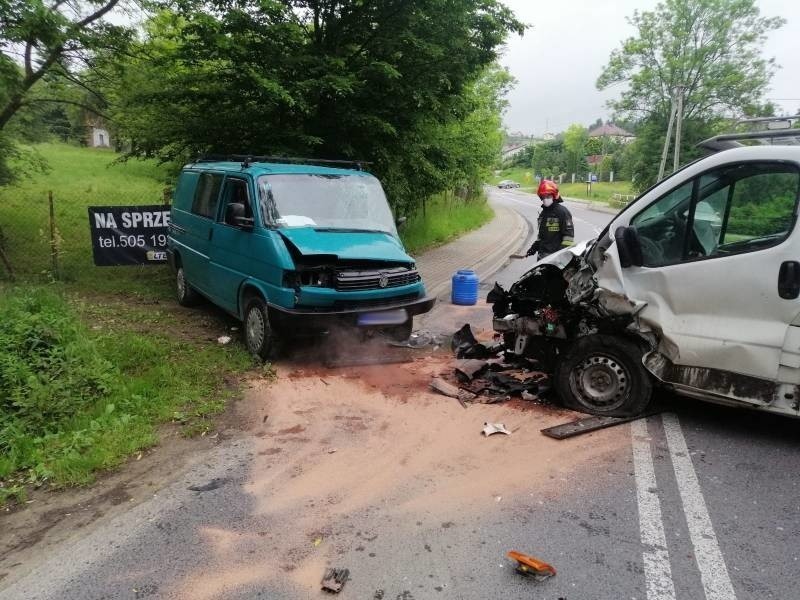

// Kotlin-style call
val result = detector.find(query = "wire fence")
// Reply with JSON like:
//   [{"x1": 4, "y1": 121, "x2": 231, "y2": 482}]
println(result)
[{"x1": 0, "y1": 187, "x2": 172, "y2": 285}]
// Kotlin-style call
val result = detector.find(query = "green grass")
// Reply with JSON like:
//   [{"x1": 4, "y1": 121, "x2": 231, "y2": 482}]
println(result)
[
  {"x1": 0, "y1": 142, "x2": 174, "y2": 295},
  {"x1": 491, "y1": 168, "x2": 636, "y2": 206},
  {"x1": 400, "y1": 191, "x2": 494, "y2": 254},
  {"x1": 0, "y1": 286, "x2": 252, "y2": 496}
]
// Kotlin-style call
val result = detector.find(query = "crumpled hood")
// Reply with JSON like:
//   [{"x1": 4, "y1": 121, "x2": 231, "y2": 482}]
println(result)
[
  {"x1": 537, "y1": 239, "x2": 592, "y2": 269},
  {"x1": 277, "y1": 227, "x2": 413, "y2": 262}
]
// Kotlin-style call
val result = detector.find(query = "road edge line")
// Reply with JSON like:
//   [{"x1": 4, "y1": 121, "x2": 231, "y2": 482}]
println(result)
[{"x1": 662, "y1": 413, "x2": 737, "y2": 600}]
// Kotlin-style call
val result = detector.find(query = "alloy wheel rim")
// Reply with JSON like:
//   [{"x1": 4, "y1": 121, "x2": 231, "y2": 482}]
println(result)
[{"x1": 246, "y1": 307, "x2": 265, "y2": 353}]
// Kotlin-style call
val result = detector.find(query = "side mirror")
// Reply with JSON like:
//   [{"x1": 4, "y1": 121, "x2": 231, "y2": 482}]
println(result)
[
  {"x1": 396, "y1": 216, "x2": 407, "y2": 229},
  {"x1": 226, "y1": 202, "x2": 254, "y2": 229},
  {"x1": 614, "y1": 226, "x2": 644, "y2": 268}
]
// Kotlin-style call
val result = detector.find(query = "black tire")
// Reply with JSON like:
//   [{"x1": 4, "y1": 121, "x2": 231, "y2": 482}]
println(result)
[
  {"x1": 555, "y1": 334, "x2": 652, "y2": 417},
  {"x1": 243, "y1": 297, "x2": 279, "y2": 360},
  {"x1": 176, "y1": 266, "x2": 201, "y2": 307},
  {"x1": 384, "y1": 319, "x2": 414, "y2": 342}
]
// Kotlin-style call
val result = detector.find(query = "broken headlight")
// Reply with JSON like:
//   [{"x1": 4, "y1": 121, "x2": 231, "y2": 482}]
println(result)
[{"x1": 284, "y1": 269, "x2": 333, "y2": 288}]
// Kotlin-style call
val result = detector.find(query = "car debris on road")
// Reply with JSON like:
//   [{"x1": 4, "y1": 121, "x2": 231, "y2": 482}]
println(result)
[
  {"x1": 482, "y1": 422, "x2": 511, "y2": 436},
  {"x1": 507, "y1": 550, "x2": 557, "y2": 580},
  {"x1": 321, "y1": 567, "x2": 350, "y2": 593}
]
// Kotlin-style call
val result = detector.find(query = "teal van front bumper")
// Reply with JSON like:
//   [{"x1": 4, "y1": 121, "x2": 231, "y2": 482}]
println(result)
[{"x1": 268, "y1": 291, "x2": 435, "y2": 333}]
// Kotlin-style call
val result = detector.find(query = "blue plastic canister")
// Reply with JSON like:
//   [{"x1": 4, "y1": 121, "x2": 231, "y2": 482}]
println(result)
[{"x1": 451, "y1": 269, "x2": 479, "y2": 305}]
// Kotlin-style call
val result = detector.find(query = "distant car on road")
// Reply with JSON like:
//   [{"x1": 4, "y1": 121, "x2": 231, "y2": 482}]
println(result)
[{"x1": 497, "y1": 180, "x2": 520, "y2": 189}]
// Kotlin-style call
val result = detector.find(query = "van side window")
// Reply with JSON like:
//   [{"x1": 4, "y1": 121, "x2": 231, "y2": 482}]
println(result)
[
  {"x1": 632, "y1": 163, "x2": 800, "y2": 266},
  {"x1": 713, "y1": 168, "x2": 798, "y2": 254},
  {"x1": 192, "y1": 173, "x2": 223, "y2": 219}
]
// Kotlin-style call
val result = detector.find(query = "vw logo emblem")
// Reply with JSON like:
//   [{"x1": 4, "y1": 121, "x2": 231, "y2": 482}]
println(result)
[{"x1": 378, "y1": 272, "x2": 389, "y2": 288}]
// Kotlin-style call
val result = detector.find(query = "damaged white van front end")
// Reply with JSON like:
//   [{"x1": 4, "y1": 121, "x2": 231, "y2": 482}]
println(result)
[{"x1": 491, "y1": 145, "x2": 800, "y2": 418}]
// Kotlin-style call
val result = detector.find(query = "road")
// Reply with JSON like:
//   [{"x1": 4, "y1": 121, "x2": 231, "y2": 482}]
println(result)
[{"x1": 1, "y1": 189, "x2": 799, "y2": 600}]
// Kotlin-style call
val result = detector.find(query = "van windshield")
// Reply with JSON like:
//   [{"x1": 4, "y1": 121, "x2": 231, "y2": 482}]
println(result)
[{"x1": 258, "y1": 173, "x2": 398, "y2": 236}]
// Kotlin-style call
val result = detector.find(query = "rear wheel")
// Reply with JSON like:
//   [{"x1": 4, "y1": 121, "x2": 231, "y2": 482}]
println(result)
[
  {"x1": 555, "y1": 334, "x2": 652, "y2": 417},
  {"x1": 244, "y1": 297, "x2": 280, "y2": 360},
  {"x1": 176, "y1": 266, "x2": 200, "y2": 307}
]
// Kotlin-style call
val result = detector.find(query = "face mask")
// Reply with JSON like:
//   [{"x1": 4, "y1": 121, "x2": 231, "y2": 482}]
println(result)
[{"x1": 542, "y1": 198, "x2": 554, "y2": 208}]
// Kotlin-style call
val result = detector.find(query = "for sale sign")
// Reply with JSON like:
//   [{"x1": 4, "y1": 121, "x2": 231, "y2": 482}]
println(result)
[{"x1": 88, "y1": 205, "x2": 170, "y2": 266}]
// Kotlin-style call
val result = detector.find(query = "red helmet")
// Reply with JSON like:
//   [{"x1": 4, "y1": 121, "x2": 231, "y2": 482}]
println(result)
[{"x1": 537, "y1": 179, "x2": 560, "y2": 200}]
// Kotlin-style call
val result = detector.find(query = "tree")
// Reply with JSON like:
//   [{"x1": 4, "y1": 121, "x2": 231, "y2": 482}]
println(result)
[
  {"x1": 0, "y1": 0, "x2": 131, "y2": 130},
  {"x1": 598, "y1": 0, "x2": 783, "y2": 122},
  {"x1": 103, "y1": 1, "x2": 524, "y2": 212},
  {"x1": 597, "y1": 0, "x2": 784, "y2": 185},
  {"x1": 563, "y1": 123, "x2": 588, "y2": 176},
  {"x1": 0, "y1": 0, "x2": 132, "y2": 183}
]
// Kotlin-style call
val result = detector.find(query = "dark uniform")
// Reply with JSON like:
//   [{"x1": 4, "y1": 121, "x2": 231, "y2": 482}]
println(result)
[{"x1": 529, "y1": 201, "x2": 575, "y2": 259}]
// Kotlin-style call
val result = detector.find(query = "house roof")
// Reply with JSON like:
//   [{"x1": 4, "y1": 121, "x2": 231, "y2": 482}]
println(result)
[{"x1": 588, "y1": 124, "x2": 634, "y2": 138}]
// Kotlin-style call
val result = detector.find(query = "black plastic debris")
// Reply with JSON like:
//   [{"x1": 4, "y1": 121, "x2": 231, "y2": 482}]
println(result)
[
  {"x1": 321, "y1": 568, "x2": 350, "y2": 593},
  {"x1": 445, "y1": 324, "x2": 552, "y2": 405},
  {"x1": 454, "y1": 359, "x2": 489, "y2": 381}
]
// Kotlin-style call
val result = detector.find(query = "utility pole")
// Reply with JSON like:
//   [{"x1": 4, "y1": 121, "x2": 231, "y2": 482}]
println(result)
[
  {"x1": 658, "y1": 92, "x2": 678, "y2": 182},
  {"x1": 673, "y1": 85, "x2": 685, "y2": 173}
]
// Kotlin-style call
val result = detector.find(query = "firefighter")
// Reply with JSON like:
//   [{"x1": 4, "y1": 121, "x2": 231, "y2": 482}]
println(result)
[{"x1": 526, "y1": 179, "x2": 574, "y2": 260}]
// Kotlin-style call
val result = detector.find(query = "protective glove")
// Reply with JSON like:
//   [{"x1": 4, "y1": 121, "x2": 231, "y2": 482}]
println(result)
[{"x1": 526, "y1": 241, "x2": 540, "y2": 256}]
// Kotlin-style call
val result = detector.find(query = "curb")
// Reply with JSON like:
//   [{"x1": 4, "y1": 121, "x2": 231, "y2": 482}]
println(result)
[{"x1": 425, "y1": 204, "x2": 530, "y2": 301}]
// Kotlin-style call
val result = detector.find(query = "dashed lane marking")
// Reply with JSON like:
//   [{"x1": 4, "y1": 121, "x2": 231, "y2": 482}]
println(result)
[{"x1": 632, "y1": 418, "x2": 677, "y2": 600}]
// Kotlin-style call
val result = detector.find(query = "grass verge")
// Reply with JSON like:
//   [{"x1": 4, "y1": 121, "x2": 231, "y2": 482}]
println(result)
[
  {"x1": 400, "y1": 191, "x2": 494, "y2": 255},
  {"x1": 491, "y1": 168, "x2": 635, "y2": 205},
  {"x1": 0, "y1": 142, "x2": 174, "y2": 294},
  {"x1": 0, "y1": 286, "x2": 251, "y2": 502}
]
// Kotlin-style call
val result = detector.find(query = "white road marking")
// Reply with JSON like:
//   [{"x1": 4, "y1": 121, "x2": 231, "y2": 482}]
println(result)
[
  {"x1": 662, "y1": 413, "x2": 737, "y2": 600},
  {"x1": 631, "y1": 418, "x2": 678, "y2": 600}
]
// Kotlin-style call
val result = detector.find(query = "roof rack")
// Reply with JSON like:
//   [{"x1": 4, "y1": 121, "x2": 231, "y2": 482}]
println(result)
[
  {"x1": 697, "y1": 115, "x2": 800, "y2": 152},
  {"x1": 194, "y1": 154, "x2": 372, "y2": 171}
]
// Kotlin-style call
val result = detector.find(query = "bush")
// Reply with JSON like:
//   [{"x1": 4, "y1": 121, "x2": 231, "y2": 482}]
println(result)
[
  {"x1": 0, "y1": 289, "x2": 115, "y2": 432},
  {"x1": 0, "y1": 286, "x2": 251, "y2": 491}
]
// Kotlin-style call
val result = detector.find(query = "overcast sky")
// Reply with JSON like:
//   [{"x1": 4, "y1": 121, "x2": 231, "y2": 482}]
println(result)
[{"x1": 499, "y1": 0, "x2": 799, "y2": 135}]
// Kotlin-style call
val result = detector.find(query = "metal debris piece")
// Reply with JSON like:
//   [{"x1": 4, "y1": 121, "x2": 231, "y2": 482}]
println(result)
[
  {"x1": 430, "y1": 377, "x2": 476, "y2": 407},
  {"x1": 454, "y1": 359, "x2": 489, "y2": 381},
  {"x1": 482, "y1": 422, "x2": 511, "y2": 436},
  {"x1": 507, "y1": 550, "x2": 557, "y2": 580},
  {"x1": 388, "y1": 330, "x2": 449, "y2": 349},
  {"x1": 430, "y1": 377, "x2": 461, "y2": 397},
  {"x1": 540, "y1": 413, "x2": 658, "y2": 440},
  {"x1": 430, "y1": 377, "x2": 476, "y2": 400},
  {"x1": 521, "y1": 391, "x2": 537, "y2": 401},
  {"x1": 321, "y1": 567, "x2": 350, "y2": 593}
]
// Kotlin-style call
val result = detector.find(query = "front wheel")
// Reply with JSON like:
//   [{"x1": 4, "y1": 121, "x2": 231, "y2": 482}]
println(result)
[
  {"x1": 244, "y1": 297, "x2": 279, "y2": 360},
  {"x1": 383, "y1": 318, "x2": 414, "y2": 342},
  {"x1": 555, "y1": 334, "x2": 652, "y2": 417}
]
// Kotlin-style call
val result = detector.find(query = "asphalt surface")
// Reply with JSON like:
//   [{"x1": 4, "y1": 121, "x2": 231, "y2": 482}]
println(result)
[{"x1": 2, "y1": 189, "x2": 799, "y2": 600}]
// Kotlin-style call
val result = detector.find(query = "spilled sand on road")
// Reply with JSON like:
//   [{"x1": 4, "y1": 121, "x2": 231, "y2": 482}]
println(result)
[{"x1": 175, "y1": 356, "x2": 630, "y2": 598}]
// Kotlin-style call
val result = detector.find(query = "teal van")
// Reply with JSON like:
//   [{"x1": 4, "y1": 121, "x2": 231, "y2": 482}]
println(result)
[{"x1": 167, "y1": 156, "x2": 434, "y2": 358}]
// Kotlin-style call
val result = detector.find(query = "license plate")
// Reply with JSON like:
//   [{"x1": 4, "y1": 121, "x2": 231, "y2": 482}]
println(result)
[{"x1": 357, "y1": 309, "x2": 408, "y2": 326}]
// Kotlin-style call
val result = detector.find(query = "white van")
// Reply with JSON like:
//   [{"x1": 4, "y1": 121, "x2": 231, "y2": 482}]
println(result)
[{"x1": 491, "y1": 122, "x2": 800, "y2": 418}]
